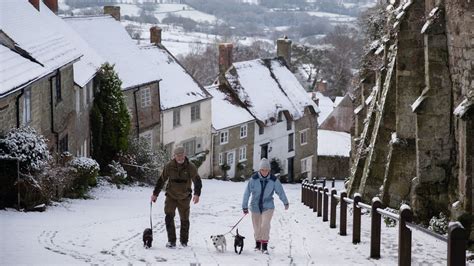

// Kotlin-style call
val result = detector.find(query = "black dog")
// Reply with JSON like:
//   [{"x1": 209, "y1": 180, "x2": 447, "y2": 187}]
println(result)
[
  {"x1": 233, "y1": 229, "x2": 245, "y2": 254},
  {"x1": 143, "y1": 228, "x2": 153, "y2": 248}
]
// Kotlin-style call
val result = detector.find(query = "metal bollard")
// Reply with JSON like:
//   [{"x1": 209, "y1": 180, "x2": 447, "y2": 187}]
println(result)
[
  {"x1": 353, "y1": 193, "x2": 361, "y2": 244},
  {"x1": 340, "y1": 191, "x2": 347, "y2": 236},
  {"x1": 323, "y1": 187, "x2": 329, "y2": 222},
  {"x1": 317, "y1": 186, "x2": 323, "y2": 217},
  {"x1": 448, "y1": 222, "x2": 467, "y2": 266},
  {"x1": 370, "y1": 197, "x2": 382, "y2": 259},
  {"x1": 398, "y1": 204, "x2": 413, "y2": 266},
  {"x1": 330, "y1": 188, "x2": 337, "y2": 228}
]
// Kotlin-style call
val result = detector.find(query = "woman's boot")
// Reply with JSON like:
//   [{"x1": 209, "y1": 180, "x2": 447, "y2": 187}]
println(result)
[
  {"x1": 262, "y1": 242, "x2": 269, "y2": 254},
  {"x1": 254, "y1": 240, "x2": 261, "y2": 251}
]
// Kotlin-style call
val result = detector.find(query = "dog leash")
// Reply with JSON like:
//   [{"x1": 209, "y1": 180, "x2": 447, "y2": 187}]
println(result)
[
  {"x1": 224, "y1": 213, "x2": 247, "y2": 235},
  {"x1": 149, "y1": 201, "x2": 153, "y2": 232}
]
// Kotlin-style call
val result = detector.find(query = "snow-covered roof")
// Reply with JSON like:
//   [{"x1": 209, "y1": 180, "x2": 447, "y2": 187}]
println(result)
[
  {"x1": 65, "y1": 16, "x2": 160, "y2": 90},
  {"x1": 139, "y1": 44, "x2": 210, "y2": 110},
  {"x1": 205, "y1": 85, "x2": 255, "y2": 130},
  {"x1": 314, "y1": 92, "x2": 334, "y2": 124},
  {"x1": 318, "y1": 129, "x2": 351, "y2": 157},
  {"x1": 0, "y1": 45, "x2": 48, "y2": 97},
  {"x1": 334, "y1": 96, "x2": 344, "y2": 107},
  {"x1": 36, "y1": 3, "x2": 105, "y2": 88},
  {"x1": 224, "y1": 58, "x2": 318, "y2": 125},
  {"x1": 0, "y1": 0, "x2": 82, "y2": 95}
]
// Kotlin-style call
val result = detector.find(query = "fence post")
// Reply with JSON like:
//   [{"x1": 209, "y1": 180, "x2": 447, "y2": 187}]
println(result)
[
  {"x1": 370, "y1": 197, "x2": 382, "y2": 259},
  {"x1": 317, "y1": 186, "x2": 323, "y2": 217},
  {"x1": 340, "y1": 191, "x2": 347, "y2": 236},
  {"x1": 398, "y1": 204, "x2": 413, "y2": 266},
  {"x1": 307, "y1": 184, "x2": 312, "y2": 209},
  {"x1": 330, "y1": 188, "x2": 337, "y2": 228},
  {"x1": 312, "y1": 184, "x2": 317, "y2": 212},
  {"x1": 353, "y1": 193, "x2": 361, "y2": 244},
  {"x1": 323, "y1": 178, "x2": 327, "y2": 188},
  {"x1": 332, "y1": 177, "x2": 335, "y2": 188},
  {"x1": 448, "y1": 222, "x2": 467, "y2": 266},
  {"x1": 323, "y1": 187, "x2": 329, "y2": 222}
]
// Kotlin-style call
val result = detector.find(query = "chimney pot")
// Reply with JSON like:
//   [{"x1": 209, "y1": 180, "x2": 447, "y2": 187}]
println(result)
[
  {"x1": 218, "y1": 43, "x2": 233, "y2": 85},
  {"x1": 104, "y1": 6, "x2": 121, "y2": 21},
  {"x1": 29, "y1": 0, "x2": 40, "y2": 11},
  {"x1": 43, "y1": 0, "x2": 58, "y2": 14},
  {"x1": 150, "y1": 26, "x2": 162, "y2": 45}
]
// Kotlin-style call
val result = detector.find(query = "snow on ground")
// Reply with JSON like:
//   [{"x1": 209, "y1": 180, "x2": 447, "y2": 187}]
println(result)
[{"x1": 1, "y1": 179, "x2": 450, "y2": 265}]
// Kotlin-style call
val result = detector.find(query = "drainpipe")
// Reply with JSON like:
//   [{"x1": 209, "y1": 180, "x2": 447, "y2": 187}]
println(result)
[
  {"x1": 133, "y1": 88, "x2": 140, "y2": 138},
  {"x1": 50, "y1": 75, "x2": 59, "y2": 151},
  {"x1": 15, "y1": 89, "x2": 25, "y2": 128}
]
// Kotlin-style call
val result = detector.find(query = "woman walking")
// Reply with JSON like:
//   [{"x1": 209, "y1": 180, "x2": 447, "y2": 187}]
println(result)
[{"x1": 242, "y1": 158, "x2": 289, "y2": 254}]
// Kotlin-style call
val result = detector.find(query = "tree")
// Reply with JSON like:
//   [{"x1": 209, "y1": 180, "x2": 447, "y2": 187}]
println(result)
[
  {"x1": 90, "y1": 63, "x2": 131, "y2": 169},
  {"x1": 292, "y1": 44, "x2": 326, "y2": 90}
]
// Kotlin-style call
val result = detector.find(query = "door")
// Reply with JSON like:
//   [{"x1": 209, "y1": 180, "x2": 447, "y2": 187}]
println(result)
[
  {"x1": 287, "y1": 157, "x2": 294, "y2": 183},
  {"x1": 227, "y1": 150, "x2": 236, "y2": 179}
]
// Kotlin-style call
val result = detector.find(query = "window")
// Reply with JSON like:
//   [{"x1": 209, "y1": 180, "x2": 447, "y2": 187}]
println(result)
[
  {"x1": 75, "y1": 88, "x2": 80, "y2": 113},
  {"x1": 165, "y1": 142, "x2": 174, "y2": 159},
  {"x1": 300, "y1": 129, "x2": 308, "y2": 145},
  {"x1": 287, "y1": 119, "x2": 292, "y2": 130},
  {"x1": 82, "y1": 86, "x2": 87, "y2": 109},
  {"x1": 259, "y1": 126, "x2": 264, "y2": 135},
  {"x1": 218, "y1": 153, "x2": 224, "y2": 165},
  {"x1": 240, "y1": 124, "x2": 247, "y2": 138},
  {"x1": 191, "y1": 103, "x2": 201, "y2": 121},
  {"x1": 22, "y1": 88, "x2": 31, "y2": 125},
  {"x1": 183, "y1": 139, "x2": 196, "y2": 156},
  {"x1": 54, "y1": 72, "x2": 61, "y2": 103},
  {"x1": 239, "y1": 145, "x2": 247, "y2": 161},
  {"x1": 301, "y1": 158, "x2": 308, "y2": 173},
  {"x1": 141, "y1": 87, "x2": 151, "y2": 108},
  {"x1": 87, "y1": 81, "x2": 94, "y2": 103},
  {"x1": 220, "y1": 130, "x2": 228, "y2": 144},
  {"x1": 59, "y1": 134, "x2": 68, "y2": 153},
  {"x1": 173, "y1": 109, "x2": 181, "y2": 127},
  {"x1": 288, "y1": 133, "x2": 294, "y2": 152},
  {"x1": 140, "y1": 131, "x2": 153, "y2": 149}
]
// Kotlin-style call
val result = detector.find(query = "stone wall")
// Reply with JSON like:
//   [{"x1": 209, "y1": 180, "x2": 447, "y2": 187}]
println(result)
[
  {"x1": 317, "y1": 156, "x2": 349, "y2": 180},
  {"x1": 294, "y1": 108, "x2": 318, "y2": 181}
]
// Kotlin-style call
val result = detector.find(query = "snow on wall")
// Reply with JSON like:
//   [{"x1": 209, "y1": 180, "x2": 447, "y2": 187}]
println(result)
[{"x1": 318, "y1": 129, "x2": 351, "y2": 157}]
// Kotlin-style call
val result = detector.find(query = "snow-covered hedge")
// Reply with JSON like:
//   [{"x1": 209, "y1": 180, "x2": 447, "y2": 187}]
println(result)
[
  {"x1": 68, "y1": 157, "x2": 100, "y2": 192},
  {"x1": 108, "y1": 160, "x2": 128, "y2": 184},
  {"x1": 428, "y1": 212, "x2": 449, "y2": 235},
  {"x1": 0, "y1": 127, "x2": 51, "y2": 174}
]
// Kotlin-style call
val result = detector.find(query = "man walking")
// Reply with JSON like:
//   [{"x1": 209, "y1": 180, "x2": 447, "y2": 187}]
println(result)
[{"x1": 151, "y1": 147, "x2": 202, "y2": 248}]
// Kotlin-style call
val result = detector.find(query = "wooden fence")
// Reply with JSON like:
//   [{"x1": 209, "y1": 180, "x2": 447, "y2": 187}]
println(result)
[{"x1": 301, "y1": 180, "x2": 468, "y2": 266}]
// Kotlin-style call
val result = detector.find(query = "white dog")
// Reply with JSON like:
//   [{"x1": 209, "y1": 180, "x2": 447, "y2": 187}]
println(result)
[{"x1": 210, "y1": 235, "x2": 226, "y2": 252}]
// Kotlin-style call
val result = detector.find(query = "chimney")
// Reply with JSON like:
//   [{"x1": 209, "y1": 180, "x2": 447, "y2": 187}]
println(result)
[
  {"x1": 29, "y1": 0, "x2": 40, "y2": 11},
  {"x1": 277, "y1": 36, "x2": 292, "y2": 67},
  {"x1": 150, "y1": 26, "x2": 162, "y2": 45},
  {"x1": 218, "y1": 43, "x2": 233, "y2": 85},
  {"x1": 104, "y1": 6, "x2": 121, "y2": 21},
  {"x1": 43, "y1": 0, "x2": 58, "y2": 14}
]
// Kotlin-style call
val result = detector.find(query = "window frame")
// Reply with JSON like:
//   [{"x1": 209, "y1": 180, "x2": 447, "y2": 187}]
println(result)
[
  {"x1": 173, "y1": 108, "x2": 181, "y2": 127},
  {"x1": 300, "y1": 129, "x2": 308, "y2": 145},
  {"x1": 218, "y1": 153, "x2": 224, "y2": 165},
  {"x1": 238, "y1": 145, "x2": 247, "y2": 162},
  {"x1": 240, "y1": 124, "x2": 247, "y2": 139},
  {"x1": 141, "y1": 87, "x2": 152, "y2": 108},
  {"x1": 288, "y1": 133, "x2": 294, "y2": 152},
  {"x1": 191, "y1": 103, "x2": 201, "y2": 122},
  {"x1": 220, "y1": 130, "x2": 229, "y2": 145}
]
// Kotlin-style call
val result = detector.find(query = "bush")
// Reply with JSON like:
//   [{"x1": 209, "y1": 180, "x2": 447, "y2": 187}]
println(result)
[
  {"x1": 383, "y1": 207, "x2": 398, "y2": 227},
  {"x1": 190, "y1": 151, "x2": 208, "y2": 169},
  {"x1": 108, "y1": 160, "x2": 129, "y2": 184},
  {"x1": 0, "y1": 127, "x2": 51, "y2": 174},
  {"x1": 428, "y1": 212, "x2": 449, "y2": 235},
  {"x1": 68, "y1": 157, "x2": 100, "y2": 197}
]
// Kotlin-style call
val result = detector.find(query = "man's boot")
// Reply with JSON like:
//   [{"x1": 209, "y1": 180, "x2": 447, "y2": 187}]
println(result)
[
  {"x1": 262, "y1": 242, "x2": 269, "y2": 254},
  {"x1": 254, "y1": 241, "x2": 261, "y2": 251}
]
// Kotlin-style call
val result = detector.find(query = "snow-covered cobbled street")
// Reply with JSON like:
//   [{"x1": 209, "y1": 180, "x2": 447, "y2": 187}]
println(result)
[{"x1": 1, "y1": 180, "x2": 448, "y2": 265}]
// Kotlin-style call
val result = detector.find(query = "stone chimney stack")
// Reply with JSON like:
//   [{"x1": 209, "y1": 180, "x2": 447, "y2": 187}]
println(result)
[
  {"x1": 150, "y1": 26, "x2": 162, "y2": 45},
  {"x1": 29, "y1": 0, "x2": 40, "y2": 11},
  {"x1": 104, "y1": 6, "x2": 121, "y2": 21},
  {"x1": 43, "y1": 0, "x2": 58, "y2": 14},
  {"x1": 277, "y1": 36, "x2": 292, "y2": 67},
  {"x1": 218, "y1": 43, "x2": 233, "y2": 85}
]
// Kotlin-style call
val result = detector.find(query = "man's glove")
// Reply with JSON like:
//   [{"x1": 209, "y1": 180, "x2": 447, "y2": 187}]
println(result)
[{"x1": 243, "y1": 208, "x2": 249, "y2": 214}]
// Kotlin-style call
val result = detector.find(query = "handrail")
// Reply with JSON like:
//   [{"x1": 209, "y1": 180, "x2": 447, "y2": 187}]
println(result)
[
  {"x1": 333, "y1": 194, "x2": 341, "y2": 200},
  {"x1": 377, "y1": 208, "x2": 400, "y2": 221},
  {"x1": 357, "y1": 202, "x2": 371, "y2": 210},
  {"x1": 405, "y1": 221, "x2": 448, "y2": 242},
  {"x1": 344, "y1": 197, "x2": 354, "y2": 204}
]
